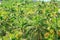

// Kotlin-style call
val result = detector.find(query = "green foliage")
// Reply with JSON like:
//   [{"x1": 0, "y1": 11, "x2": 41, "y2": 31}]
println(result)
[{"x1": 0, "y1": 0, "x2": 60, "y2": 40}]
